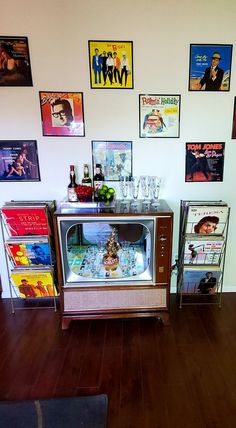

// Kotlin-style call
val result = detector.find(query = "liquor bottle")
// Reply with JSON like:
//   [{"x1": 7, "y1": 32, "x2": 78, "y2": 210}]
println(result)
[
  {"x1": 82, "y1": 164, "x2": 92, "y2": 187},
  {"x1": 68, "y1": 165, "x2": 78, "y2": 202},
  {"x1": 93, "y1": 163, "x2": 104, "y2": 201}
]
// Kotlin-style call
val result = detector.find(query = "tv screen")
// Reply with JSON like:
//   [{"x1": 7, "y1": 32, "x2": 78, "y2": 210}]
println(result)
[{"x1": 57, "y1": 216, "x2": 156, "y2": 286}]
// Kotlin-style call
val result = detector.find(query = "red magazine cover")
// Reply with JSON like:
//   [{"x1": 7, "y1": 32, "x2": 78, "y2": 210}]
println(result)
[{"x1": 2, "y1": 206, "x2": 50, "y2": 236}]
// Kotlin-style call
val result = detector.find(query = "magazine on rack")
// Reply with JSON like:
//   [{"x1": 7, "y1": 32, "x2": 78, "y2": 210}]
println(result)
[
  {"x1": 185, "y1": 205, "x2": 229, "y2": 235},
  {"x1": 10, "y1": 268, "x2": 58, "y2": 298},
  {"x1": 4, "y1": 200, "x2": 55, "y2": 209},
  {"x1": 1, "y1": 205, "x2": 51, "y2": 236},
  {"x1": 5, "y1": 237, "x2": 52, "y2": 267},
  {"x1": 182, "y1": 267, "x2": 222, "y2": 295},
  {"x1": 183, "y1": 235, "x2": 224, "y2": 265}
]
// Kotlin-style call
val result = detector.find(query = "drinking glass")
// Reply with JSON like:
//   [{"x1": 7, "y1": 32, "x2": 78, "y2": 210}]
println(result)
[
  {"x1": 140, "y1": 176, "x2": 151, "y2": 205},
  {"x1": 87, "y1": 246, "x2": 97, "y2": 275},
  {"x1": 119, "y1": 175, "x2": 129, "y2": 200},
  {"x1": 120, "y1": 241, "x2": 131, "y2": 276},
  {"x1": 130, "y1": 176, "x2": 140, "y2": 205},
  {"x1": 150, "y1": 176, "x2": 161, "y2": 207},
  {"x1": 97, "y1": 240, "x2": 106, "y2": 254},
  {"x1": 120, "y1": 240, "x2": 131, "y2": 252}
]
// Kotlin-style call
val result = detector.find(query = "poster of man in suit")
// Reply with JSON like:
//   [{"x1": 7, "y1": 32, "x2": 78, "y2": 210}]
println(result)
[{"x1": 189, "y1": 44, "x2": 232, "y2": 91}]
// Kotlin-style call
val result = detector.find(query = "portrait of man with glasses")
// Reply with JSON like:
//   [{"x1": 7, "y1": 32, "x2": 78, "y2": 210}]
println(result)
[
  {"x1": 39, "y1": 91, "x2": 85, "y2": 136},
  {"x1": 51, "y1": 98, "x2": 74, "y2": 127}
]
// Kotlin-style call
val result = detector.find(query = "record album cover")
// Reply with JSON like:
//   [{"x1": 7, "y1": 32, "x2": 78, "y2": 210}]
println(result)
[
  {"x1": 5, "y1": 239, "x2": 51, "y2": 266},
  {"x1": 185, "y1": 205, "x2": 229, "y2": 235},
  {"x1": 183, "y1": 268, "x2": 222, "y2": 294},
  {"x1": 10, "y1": 269, "x2": 58, "y2": 298}
]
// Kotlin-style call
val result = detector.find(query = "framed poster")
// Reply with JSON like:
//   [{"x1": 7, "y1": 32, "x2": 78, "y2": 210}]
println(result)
[
  {"x1": 185, "y1": 142, "x2": 225, "y2": 182},
  {"x1": 88, "y1": 40, "x2": 133, "y2": 89},
  {"x1": 0, "y1": 36, "x2": 33, "y2": 86},
  {"x1": 231, "y1": 97, "x2": 236, "y2": 139},
  {"x1": 91, "y1": 141, "x2": 132, "y2": 181},
  {"x1": 139, "y1": 94, "x2": 181, "y2": 138},
  {"x1": 39, "y1": 91, "x2": 85, "y2": 137},
  {"x1": 189, "y1": 44, "x2": 233, "y2": 91},
  {"x1": 0, "y1": 140, "x2": 41, "y2": 182}
]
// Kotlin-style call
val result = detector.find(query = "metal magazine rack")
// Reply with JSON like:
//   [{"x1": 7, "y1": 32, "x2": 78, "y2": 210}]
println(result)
[
  {"x1": 0, "y1": 200, "x2": 58, "y2": 313},
  {"x1": 177, "y1": 200, "x2": 230, "y2": 308}
]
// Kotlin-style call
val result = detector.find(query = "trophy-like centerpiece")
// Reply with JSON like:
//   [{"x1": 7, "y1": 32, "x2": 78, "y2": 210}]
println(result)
[{"x1": 103, "y1": 227, "x2": 120, "y2": 272}]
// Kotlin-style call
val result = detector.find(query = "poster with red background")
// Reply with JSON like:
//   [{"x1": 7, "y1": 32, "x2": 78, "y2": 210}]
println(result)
[{"x1": 39, "y1": 91, "x2": 85, "y2": 137}]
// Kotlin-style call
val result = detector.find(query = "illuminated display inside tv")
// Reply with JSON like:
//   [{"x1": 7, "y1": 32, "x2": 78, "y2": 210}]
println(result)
[{"x1": 57, "y1": 216, "x2": 156, "y2": 286}]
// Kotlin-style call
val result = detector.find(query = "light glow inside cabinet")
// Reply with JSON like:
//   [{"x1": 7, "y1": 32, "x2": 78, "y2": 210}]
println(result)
[{"x1": 54, "y1": 200, "x2": 173, "y2": 329}]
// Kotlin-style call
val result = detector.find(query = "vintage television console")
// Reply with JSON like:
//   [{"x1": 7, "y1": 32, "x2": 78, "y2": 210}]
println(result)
[{"x1": 53, "y1": 200, "x2": 173, "y2": 329}]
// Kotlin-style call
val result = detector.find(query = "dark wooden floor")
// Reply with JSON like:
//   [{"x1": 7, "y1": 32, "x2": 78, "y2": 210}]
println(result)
[{"x1": 1, "y1": 294, "x2": 236, "y2": 427}]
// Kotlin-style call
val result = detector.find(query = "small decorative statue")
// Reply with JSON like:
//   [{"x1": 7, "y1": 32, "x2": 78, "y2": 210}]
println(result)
[{"x1": 103, "y1": 227, "x2": 120, "y2": 272}]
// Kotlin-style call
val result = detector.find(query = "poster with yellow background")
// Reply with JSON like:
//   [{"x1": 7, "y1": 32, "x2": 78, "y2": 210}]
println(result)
[{"x1": 88, "y1": 40, "x2": 133, "y2": 89}]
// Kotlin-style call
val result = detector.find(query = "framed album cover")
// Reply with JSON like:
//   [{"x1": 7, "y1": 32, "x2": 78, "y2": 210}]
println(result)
[
  {"x1": 0, "y1": 140, "x2": 40, "y2": 182},
  {"x1": 88, "y1": 40, "x2": 133, "y2": 89},
  {"x1": 231, "y1": 97, "x2": 236, "y2": 139},
  {"x1": 185, "y1": 142, "x2": 225, "y2": 182},
  {"x1": 0, "y1": 36, "x2": 33, "y2": 86},
  {"x1": 39, "y1": 91, "x2": 85, "y2": 137},
  {"x1": 91, "y1": 140, "x2": 132, "y2": 181},
  {"x1": 189, "y1": 44, "x2": 233, "y2": 91},
  {"x1": 139, "y1": 94, "x2": 181, "y2": 138}
]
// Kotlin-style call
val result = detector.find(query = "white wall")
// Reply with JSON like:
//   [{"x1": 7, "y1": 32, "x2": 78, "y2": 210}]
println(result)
[{"x1": 1, "y1": 0, "x2": 236, "y2": 296}]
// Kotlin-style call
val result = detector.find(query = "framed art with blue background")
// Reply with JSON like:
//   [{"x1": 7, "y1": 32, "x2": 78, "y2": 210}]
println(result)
[
  {"x1": 189, "y1": 44, "x2": 233, "y2": 91},
  {"x1": 92, "y1": 141, "x2": 132, "y2": 181}
]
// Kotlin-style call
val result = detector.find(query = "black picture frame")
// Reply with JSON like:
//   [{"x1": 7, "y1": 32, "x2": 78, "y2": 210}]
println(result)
[
  {"x1": 88, "y1": 40, "x2": 134, "y2": 89},
  {"x1": 0, "y1": 36, "x2": 33, "y2": 86},
  {"x1": 231, "y1": 97, "x2": 236, "y2": 139},
  {"x1": 188, "y1": 43, "x2": 233, "y2": 92},
  {"x1": 39, "y1": 91, "x2": 85, "y2": 137},
  {"x1": 0, "y1": 140, "x2": 41, "y2": 182},
  {"x1": 91, "y1": 140, "x2": 133, "y2": 181},
  {"x1": 185, "y1": 142, "x2": 225, "y2": 182},
  {"x1": 139, "y1": 94, "x2": 181, "y2": 138}
]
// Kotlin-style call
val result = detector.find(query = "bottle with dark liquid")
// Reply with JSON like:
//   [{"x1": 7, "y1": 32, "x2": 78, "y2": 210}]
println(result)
[
  {"x1": 68, "y1": 165, "x2": 78, "y2": 202},
  {"x1": 82, "y1": 164, "x2": 92, "y2": 186},
  {"x1": 93, "y1": 163, "x2": 104, "y2": 201}
]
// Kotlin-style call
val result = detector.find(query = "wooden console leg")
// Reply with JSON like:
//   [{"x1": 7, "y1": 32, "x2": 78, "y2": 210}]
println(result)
[
  {"x1": 156, "y1": 312, "x2": 170, "y2": 326},
  {"x1": 61, "y1": 317, "x2": 71, "y2": 330}
]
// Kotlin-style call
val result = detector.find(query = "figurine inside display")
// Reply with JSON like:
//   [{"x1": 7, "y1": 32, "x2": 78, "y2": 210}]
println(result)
[{"x1": 103, "y1": 227, "x2": 120, "y2": 273}]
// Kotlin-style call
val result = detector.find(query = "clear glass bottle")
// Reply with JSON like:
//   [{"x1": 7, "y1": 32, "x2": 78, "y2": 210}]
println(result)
[
  {"x1": 68, "y1": 165, "x2": 78, "y2": 202},
  {"x1": 82, "y1": 164, "x2": 92, "y2": 186}
]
